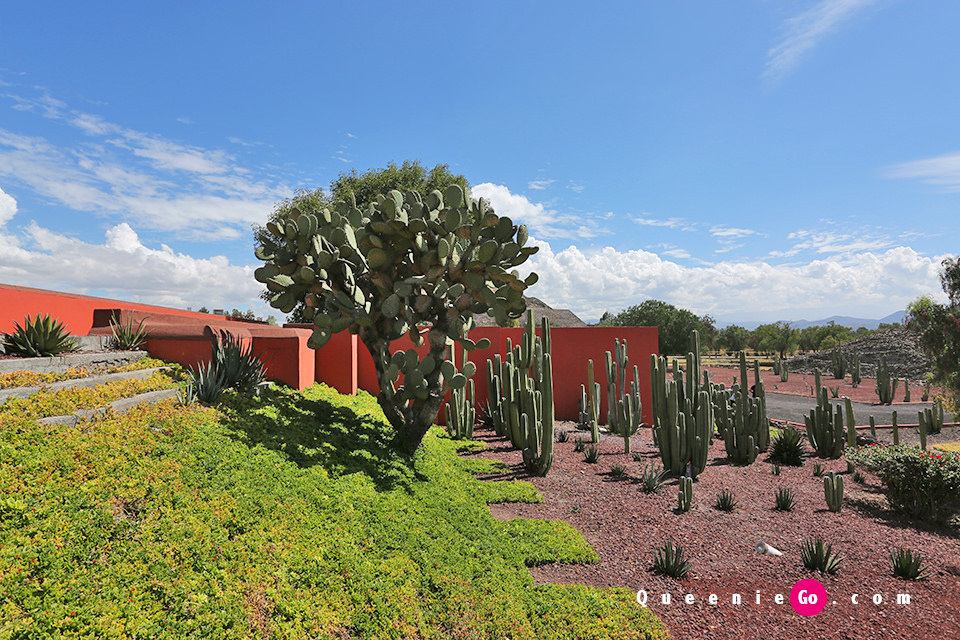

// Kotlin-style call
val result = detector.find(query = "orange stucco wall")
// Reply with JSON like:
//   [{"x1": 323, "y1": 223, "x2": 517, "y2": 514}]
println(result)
[{"x1": 0, "y1": 283, "x2": 228, "y2": 335}]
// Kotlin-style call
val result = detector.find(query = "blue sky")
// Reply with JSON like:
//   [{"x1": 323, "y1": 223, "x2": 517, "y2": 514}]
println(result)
[{"x1": 0, "y1": 0, "x2": 956, "y2": 324}]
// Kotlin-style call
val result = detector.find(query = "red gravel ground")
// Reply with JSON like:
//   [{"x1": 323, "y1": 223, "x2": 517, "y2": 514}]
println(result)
[
  {"x1": 471, "y1": 424, "x2": 960, "y2": 640},
  {"x1": 702, "y1": 366, "x2": 944, "y2": 406}
]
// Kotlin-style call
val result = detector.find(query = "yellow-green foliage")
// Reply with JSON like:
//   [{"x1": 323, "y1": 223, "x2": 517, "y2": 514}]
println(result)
[
  {"x1": 933, "y1": 442, "x2": 960, "y2": 452},
  {"x1": 0, "y1": 370, "x2": 184, "y2": 420},
  {"x1": 0, "y1": 383, "x2": 667, "y2": 639},
  {"x1": 0, "y1": 357, "x2": 175, "y2": 389}
]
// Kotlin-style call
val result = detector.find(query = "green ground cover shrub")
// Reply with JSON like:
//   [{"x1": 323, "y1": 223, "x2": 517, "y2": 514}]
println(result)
[
  {"x1": 0, "y1": 369, "x2": 184, "y2": 420},
  {"x1": 0, "y1": 383, "x2": 666, "y2": 639},
  {"x1": 847, "y1": 444, "x2": 960, "y2": 524},
  {"x1": 0, "y1": 357, "x2": 173, "y2": 389}
]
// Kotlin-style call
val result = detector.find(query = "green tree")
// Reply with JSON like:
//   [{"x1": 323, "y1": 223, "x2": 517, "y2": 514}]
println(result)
[
  {"x1": 602, "y1": 300, "x2": 704, "y2": 356},
  {"x1": 908, "y1": 256, "x2": 960, "y2": 410},
  {"x1": 255, "y1": 160, "x2": 469, "y2": 321},
  {"x1": 255, "y1": 185, "x2": 538, "y2": 453},
  {"x1": 717, "y1": 324, "x2": 750, "y2": 352}
]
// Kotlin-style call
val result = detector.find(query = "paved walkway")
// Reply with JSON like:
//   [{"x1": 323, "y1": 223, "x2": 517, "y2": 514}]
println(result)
[{"x1": 764, "y1": 391, "x2": 952, "y2": 426}]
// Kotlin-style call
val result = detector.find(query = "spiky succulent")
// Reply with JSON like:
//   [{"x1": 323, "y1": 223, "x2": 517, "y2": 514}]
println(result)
[
  {"x1": 768, "y1": 427, "x2": 805, "y2": 466},
  {"x1": 109, "y1": 314, "x2": 150, "y2": 350},
  {"x1": 3, "y1": 314, "x2": 78, "y2": 357},
  {"x1": 800, "y1": 537, "x2": 843, "y2": 574},
  {"x1": 653, "y1": 540, "x2": 691, "y2": 579}
]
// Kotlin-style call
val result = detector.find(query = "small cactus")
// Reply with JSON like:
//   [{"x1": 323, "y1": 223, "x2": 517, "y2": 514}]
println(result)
[
  {"x1": 677, "y1": 476, "x2": 693, "y2": 512},
  {"x1": 824, "y1": 472, "x2": 844, "y2": 513}
]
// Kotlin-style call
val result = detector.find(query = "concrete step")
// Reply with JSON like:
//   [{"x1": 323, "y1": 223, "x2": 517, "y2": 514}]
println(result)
[
  {"x1": 0, "y1": 367, "x2": 170, "y2": 405},
  {"x1": 37, "y1": 388, "x2": 180, "y2": 427},
  {"x1": 0, "y1": 350, "x2": 147, "y2": 375}
]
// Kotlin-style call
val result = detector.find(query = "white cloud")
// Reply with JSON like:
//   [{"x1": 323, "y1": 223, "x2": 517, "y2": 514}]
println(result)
[
  {"x1": 780, "y1": 229, "x2": 894, "y2": 256},
  {"x1": 632, "y1": 214, "x2": 696, "y2": 231},
  {"x1": 0, "y1": 221, "x2": 266, "y2": 313},
  {"x1": 0, "y1": 186, "x2": 16, "y2": 225},
  {"x1": 765, "y1": 0, "x2": 881, "y2": 81},
  {"x1": 0, "y1": 87, "x2": 294, "y2": 238},
  {"x1": 521, "y1": 240, "x2": 943, "y2": 323},
  {"x1": 710, "y1": 225, "x2": 760, "y2": 239},
  {"x1": 566, "y1": 181, "x2": 585, "y2": 193},
  {"x1": 885, "y1": 151, "x2": 960, "y2": 191},
  {"x1": 472, "y1": 182, "x2": 608, "y2": 240},
  {"x1": 527, "y1": 179, "x2": 555, "y2": 190}
]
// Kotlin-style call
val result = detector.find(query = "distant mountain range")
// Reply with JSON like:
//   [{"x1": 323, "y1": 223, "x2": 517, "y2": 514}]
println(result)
[{"x1": 720, "y1": 310, "x2": 905, "y2": 331}]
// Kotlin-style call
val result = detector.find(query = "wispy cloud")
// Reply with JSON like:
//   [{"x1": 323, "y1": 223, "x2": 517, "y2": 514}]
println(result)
[
  {"x1": 764, "y1": 0, "x2": 882, "y2": 81},
  {"x1": 771, "y1": 228, "x2": 894, "y2": 257},
  {"x1": 566, "y1": 181, "x2": 585, "y2": 193},
  {"x1": 631, "y1": 214, "x2": 696, "y2": 231},
  {"x1": 885, "y1": 151, "x2": 960, "y2": 191},
  {"x1": 527, "y1": 179, "x2": 555, "y2": 190},
  {"x1": 709, "y1": 225, "x2": 760, "y2": 239},
  {"x1": 0, "y1": 86, "x2": 293, "y2": 238}
]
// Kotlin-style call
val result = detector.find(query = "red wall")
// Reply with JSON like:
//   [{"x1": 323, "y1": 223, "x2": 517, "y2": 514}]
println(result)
[
  {"x1": 0, "y1": 283, "x2": 659, "y2": 424},
  {"x1": 299, "y1": 323, "x2": 658, "y2": 425},
  {"x1": 0, "y1": 282, "x2": 248, "y2": 335}
]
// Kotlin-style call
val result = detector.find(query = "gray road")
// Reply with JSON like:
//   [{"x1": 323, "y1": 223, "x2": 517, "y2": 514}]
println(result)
[{"x1": 764, "y1": 391, "x2": 952, "y2": 427}]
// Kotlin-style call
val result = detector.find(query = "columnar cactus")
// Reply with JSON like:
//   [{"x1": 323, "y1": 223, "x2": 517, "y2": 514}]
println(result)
[
  {"x1": 892, "y1": 410, "x2": 899, "y2": 445},
  {"x1": 824, "y1": 472, "x2": 844, "y2": 512},
  {"x1": 254, "y1": 185, "x2": 538, "y2": 453},
  {"x1": 805, "y1": 386, "x2": 845, "y2": 458},
  {"x1": 830, "y1": 346, "x2": 847, "y2": 379},
  {"x1": 445, "y1": 378, "x2": 475, "y2": 440},
  {"x1": 604, "y1": 339, "x2": 642, "y2": 452},
  {"x1": 903, "y1": 380, "x2": 911, "y2": 403},
  {"x1": 650, "y1": 335, "x2": 713, "y2": 479},
  {"x1": 677, "y1": 476, "x2": 693, "y2": 512},
  {"x1": 918, "y1": 410, "x2": 928, "y2": 450},
  {"x1": 718, "y1": 351, "x2": 769, "y2": 463},
  {"x1": 850, "y1": 352, "x2": 862, "y2": 388},
  {"x1": 487, "y1": 309, "x2": 555, "y2": 475},
  {"x1": 780, "y1": 359, "x2": 789, "y2": 383},
  {"x1": 582, "y1": 359, "x2": 601, "y2": 442},
  {"x1": 875, "y1": 356, "x2": 899, "y2": 404}
]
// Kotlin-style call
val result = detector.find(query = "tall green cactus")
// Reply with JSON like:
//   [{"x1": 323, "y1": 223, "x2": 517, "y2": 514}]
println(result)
[
  {"x1": 805, "y1": 386, "x2": 845, "y2": 458},
  {"x1": 650, "y1": 331, "x2": 713, "y2": 478},
  {"x1": 850, "y1": 352, "x2": 862, "y2": 388},
  {"x1": 892, "y1": 410, "x2": 899, "y2": 445},
  {"x1": 917, "y1": 409, "x2": 928, "y2": 450},
  {"x1": 585, "y1": 360, "x2": 601, "y2": 442},
  {"x1": 255, "y1": 185, "x2": 538, "y2": 453},
  {"x1": 824, "y1": 472, "x2": 844, "y2": 512},
  {"x1": 445, "y1": 378, "x2": 475, "y2": 440},
  {"x1": 604, "y1": 339, "x2": 641, "y2": 452},
  {"x1": 875, "y1": 356, "x2": 898, "y2": 404},
  {"x1": 903, "y1": 380, "x2": 911, "y2": 403},
  {"x1": 486, "y1": 309, "x2": 555, "y2": 475},
  {"x1": 830, "y1": 346, "x2": 847, "y2": 379},
  {"x1": 719, "y1": 351, "x2": 769, "y2": 463}
]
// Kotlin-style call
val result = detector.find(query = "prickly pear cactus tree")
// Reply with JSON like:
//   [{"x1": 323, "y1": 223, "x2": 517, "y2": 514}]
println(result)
[{"x1": 254, "y1": 185, "x2": 539, "y2": 453}]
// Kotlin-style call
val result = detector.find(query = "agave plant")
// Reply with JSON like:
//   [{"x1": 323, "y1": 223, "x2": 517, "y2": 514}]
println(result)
[
  {"x1": 211, "y1": 330, "x2": 267, "y2": 393},
  {"x1": 800, "y1": 537, "x2": 843, "y2": 574},
  {"x1": 191, "y1": 361, "x2": 227, "y2": 404},
  {"x1": 638, "y1": 463, "x2": 668, "y2": 493},
  {"x1": 768, "y1": 427, "x2": 805, "y2": 466},
  {"x1": 652, "y1": 540, "x2": 691, "y2": 579},
  {"x1": 3, "y1": 314, "x2": 78, "y2": 357},
  {"x1": 109, "y1": 314, "x2": 150, "y2": 350},
  {"x1": 890, "y1": 547, "x2": 929, "y2": 580}
]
